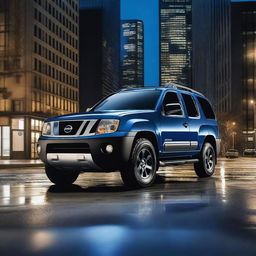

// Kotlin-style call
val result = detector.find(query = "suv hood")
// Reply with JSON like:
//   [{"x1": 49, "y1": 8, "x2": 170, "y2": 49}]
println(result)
[{"x1": 46, "y1": 110, "x2": 156, "y2": 122}]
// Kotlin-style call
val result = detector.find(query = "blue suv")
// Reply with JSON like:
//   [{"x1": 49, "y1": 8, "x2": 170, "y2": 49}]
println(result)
[{"x1": 37, "y1": 83, "x2": 221, "y2": 188}]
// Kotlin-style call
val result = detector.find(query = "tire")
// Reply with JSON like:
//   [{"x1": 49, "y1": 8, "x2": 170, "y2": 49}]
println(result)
[
  {"x1": 194, "y1": 142, "x2": 216, "y2": 178},
  {"x1": 120, "y1": 138, "x2": 158, "y2": 188},
  {"x1": 45, "y1": 165, "x2": 79, "y2": 186}
]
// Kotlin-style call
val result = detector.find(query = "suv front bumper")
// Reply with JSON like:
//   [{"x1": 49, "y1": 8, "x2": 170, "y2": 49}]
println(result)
[{"x1": 38, "y1": 135, "x2": 135, "y2": 172}]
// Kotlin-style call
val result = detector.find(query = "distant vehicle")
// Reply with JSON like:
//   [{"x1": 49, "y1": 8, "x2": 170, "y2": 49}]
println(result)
[
  {"x1": 243, "y1": 149, "x2": 256, "y2": 157},
  {"x1": 225, "y1": 149, "x2": 239, "y2": 158},
  {"x1": 37, "y1": 83, "x2": 221, "y2": 188}
]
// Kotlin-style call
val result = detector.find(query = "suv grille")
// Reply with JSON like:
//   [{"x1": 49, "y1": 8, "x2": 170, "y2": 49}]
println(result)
[
  {"x1": 59, "y1": 121, "x2": 83, "y2": 135},
  {"x1": 57, "y1": 120, "x2": 99, "y2": 136},
  {"x1": 47, "y1": 143, "x2": 90, "y2": 153}
]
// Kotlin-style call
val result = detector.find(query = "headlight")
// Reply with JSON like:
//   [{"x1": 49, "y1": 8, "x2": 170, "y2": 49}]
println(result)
[
  {"x1": 96, "y1": 119, "x2": 119, "y2": 135},
  {"x1": 42, "y1": 122, "x2": 52, "y2": 135}
]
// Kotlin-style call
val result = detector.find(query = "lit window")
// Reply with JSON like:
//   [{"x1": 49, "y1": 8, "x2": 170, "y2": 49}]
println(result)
[{"x1": 11, "y1": 118, "x2": 24, "y2": 130}]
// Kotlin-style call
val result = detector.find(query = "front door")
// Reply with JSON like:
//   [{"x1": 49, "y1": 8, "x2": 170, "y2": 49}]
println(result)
[{"x1": 159, "y1": 91, "x2": 190, "y2": 157}]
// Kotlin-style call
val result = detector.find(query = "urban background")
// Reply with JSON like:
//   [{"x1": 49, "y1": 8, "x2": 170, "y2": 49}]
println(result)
[{"x1": 0, "y1": 0, "x2": 255, "y2": 159}]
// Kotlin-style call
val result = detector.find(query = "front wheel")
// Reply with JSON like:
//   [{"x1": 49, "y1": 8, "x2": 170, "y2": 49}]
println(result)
[
  {"x1": 120, "y1": 138, "x2": 158, "y2": 188},
  {"x1": 194, "y1": 142, "x2": 216, "y2": 178},
  {"x1": 45, "y1": 165, "x2": 79, "y2": 186}
]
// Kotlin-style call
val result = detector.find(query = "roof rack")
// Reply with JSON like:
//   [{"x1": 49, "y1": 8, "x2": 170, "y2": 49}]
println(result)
[{"x1": 163, "y1": 82, "x2": 204, "y2": 96}]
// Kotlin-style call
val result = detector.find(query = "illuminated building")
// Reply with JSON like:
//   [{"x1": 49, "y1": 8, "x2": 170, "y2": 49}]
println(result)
[
  {"x1": 0, "y1": 0, "x2": 79, "y2": 159},
  {"x1": 160, "y1": 0, "x2": 231, "y2": 112},
  {"x1": 121, "y1": 20, "x2": 144, "y2": 88},
  {"x1": 160, "y1": 0, "x2": 192, "y2": 86},
  {"x1": 231, "y1": 2, "x2": 256, "y2": 149}
]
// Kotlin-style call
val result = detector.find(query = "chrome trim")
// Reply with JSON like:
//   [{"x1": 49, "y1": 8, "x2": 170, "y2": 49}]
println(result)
[
  {"x1": 164, "y1": 141, "x2": 190, "y2": 151},
  {"x1": 164, "y1": 82, "x2": 204, "y2": 97},
  {"x1": 47, "y1": 153, "x2": 102, "y2": 170},
  {"x1": 160, "y1": 159, "x2": 199, "y2": 167},
  {"x1": 44, "y1": 119, "x2": 99, "y2": 137},
  {"x1": 164, "y1": 140, "x2": 198, "y2": 151},
  {"x1": 81, "y1": 120, "x2": 98, "y2": 136},
  {"x1": 190, "y1": 141, "x2": 199, "y2": 150}
]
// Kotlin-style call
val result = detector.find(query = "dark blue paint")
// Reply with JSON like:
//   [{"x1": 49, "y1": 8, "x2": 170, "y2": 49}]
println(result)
[{"x1": 42, "y1": 87, "x2": 219, "y2": 160}]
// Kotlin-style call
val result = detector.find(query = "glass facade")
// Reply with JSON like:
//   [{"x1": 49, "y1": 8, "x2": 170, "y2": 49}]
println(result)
[
  {"x1": 80, "y1": 0, "x2": 120, "y2": 111},
  {"x1": 121, "y1": 20, "x2": 144, "y2": 88},
  {"x1": 231, "y1": 2, "x2": 256, "y2": 149},
  {"x1": 192, "y1": 0, "x2": 231, "y2": 112},
  {"x1": 0, "y1": 0, "x2": 79, "y2": 159},
  {"x1": 160, "y1": 0, "x2": 192, "y2": 86}
]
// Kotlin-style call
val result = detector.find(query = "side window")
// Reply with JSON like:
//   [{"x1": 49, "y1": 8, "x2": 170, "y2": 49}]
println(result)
[
  {"x1": 197, "y1": 97, "x2": 216, "y2": 119},
  {"x1": 163, "y1": 92, "x2": 183, "y2": 116},
  {"x1": 181, "y1": 93, "x2": 199, "y2": 118}
]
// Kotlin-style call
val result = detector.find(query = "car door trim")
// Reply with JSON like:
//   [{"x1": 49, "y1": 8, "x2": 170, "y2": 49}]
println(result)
[{"x1": 164, "y1": 140, "x2": 198, "y2": 151}]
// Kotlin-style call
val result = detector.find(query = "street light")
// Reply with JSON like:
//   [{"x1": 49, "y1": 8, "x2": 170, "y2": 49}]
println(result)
[
  {"x1": 231, "y1": 122, "x2": 236, "y2": 149},
  {"x1": 250, "y1": 100, "x2": 256, "y2": 148}
]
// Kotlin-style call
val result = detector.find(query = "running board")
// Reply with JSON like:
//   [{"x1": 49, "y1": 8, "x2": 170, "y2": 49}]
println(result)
[{"x1": 159, "y1": 159, "x2": 199, "y2": 167}]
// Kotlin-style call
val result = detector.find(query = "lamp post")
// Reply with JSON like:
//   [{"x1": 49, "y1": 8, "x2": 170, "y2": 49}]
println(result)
[
  {"x1": 232, "y1": 122, "x2": 236, "y2": 149},
  {"x1": 250, "y1": 100, "x2": 256, "y2": 149}
]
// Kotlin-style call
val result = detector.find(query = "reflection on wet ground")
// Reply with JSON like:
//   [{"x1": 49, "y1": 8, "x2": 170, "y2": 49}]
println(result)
[{"x1": 0, "y1": 158, "x2": 256, "y2": 255}]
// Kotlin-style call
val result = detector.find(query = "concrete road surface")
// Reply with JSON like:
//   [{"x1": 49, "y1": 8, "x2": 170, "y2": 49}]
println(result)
[{"x1": 0, "y1": 158, "x2": 256, "y2": 255}]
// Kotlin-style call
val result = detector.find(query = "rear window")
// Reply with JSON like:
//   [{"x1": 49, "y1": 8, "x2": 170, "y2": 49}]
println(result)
[
  {"x1": 197, "y1": 97, "x2": 216, "y2": 119},
  {"x1": 181, "y1": 93, "x2": 199, "y2": 118}
]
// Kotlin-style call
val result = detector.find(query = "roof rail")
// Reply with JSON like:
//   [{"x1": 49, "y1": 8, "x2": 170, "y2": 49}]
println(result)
[{"x1": 164, "y1": 82, "x2": 204, "y2": 96}]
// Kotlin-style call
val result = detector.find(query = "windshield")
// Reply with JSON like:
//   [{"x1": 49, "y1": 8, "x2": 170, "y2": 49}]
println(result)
[{"x1": 92, "y1": 90, "x2": 161, "y2": 111}]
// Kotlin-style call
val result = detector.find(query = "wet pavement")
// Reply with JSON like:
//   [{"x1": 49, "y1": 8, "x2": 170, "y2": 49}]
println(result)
[{"x1": 0, "y1": 158, "x2": 256, "y2": 255}]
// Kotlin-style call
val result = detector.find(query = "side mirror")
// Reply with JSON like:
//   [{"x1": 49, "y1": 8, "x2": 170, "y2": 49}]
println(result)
[
  {"x1": 164, "y1": 103, "x2": 182, "y2": 116},
  {"x1": 86, "y1": 107, "x2": 92, "y2": 112}
]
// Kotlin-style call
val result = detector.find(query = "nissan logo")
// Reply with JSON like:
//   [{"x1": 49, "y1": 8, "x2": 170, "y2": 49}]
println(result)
[{"x1": 64, "y1": 125, "x2": 73, "y2": 134}]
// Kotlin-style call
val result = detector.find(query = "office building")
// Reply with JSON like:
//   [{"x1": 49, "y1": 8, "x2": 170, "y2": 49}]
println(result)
[
  {"x1": 79, "y1": 0, "x2": 120, "y2": 111},
  {"x1": 160, "y1": 0, "x2": 192, "y2": 86},
  {"x1": 159, "y1": 0, "x2": 231, "y2": 112},
  {"x1": 0, "y1": 0, "x2": 79, "y2": 159},
  {"x1": 231, "y1": 2, "x2": 256, "y2": 149},
  {"x1": 192, "y1": 0, "x2": 231, "y2": 112},
  {"x1": 120, "y1": 20, "x2": 144, "y2": 88}
]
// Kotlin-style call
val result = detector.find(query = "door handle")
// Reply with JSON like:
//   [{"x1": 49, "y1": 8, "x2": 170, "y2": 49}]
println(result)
[{"x1": 183, "y1": 122, "x2": 189, "y2": 128}]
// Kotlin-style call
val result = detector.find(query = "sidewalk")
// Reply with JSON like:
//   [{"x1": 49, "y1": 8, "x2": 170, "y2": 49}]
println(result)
[{"x1": 0, "y1": 160, "x2": 44, "y2": 169}]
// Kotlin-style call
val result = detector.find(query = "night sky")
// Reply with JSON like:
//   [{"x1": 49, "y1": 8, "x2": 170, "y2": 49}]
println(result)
[
  {"x1": 121, "y1": 0, "x2": 255, "y2": 86},
  {"x1": 121, "y1": 0, "x2": 159, "y2": 86}
]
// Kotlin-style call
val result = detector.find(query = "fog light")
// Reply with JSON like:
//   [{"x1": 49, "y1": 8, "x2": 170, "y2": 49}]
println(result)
[
  {"x1": 37, "y1": 144, "x2": 41, "y2": 154},
  {"x1": 105, "y1": 144, "x2": 113, "y2": 154}
]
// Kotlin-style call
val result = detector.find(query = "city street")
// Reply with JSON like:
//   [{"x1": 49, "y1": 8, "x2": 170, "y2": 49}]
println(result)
[{"x1": 0, "y1": 158, "x2": 256, "y2": 255}]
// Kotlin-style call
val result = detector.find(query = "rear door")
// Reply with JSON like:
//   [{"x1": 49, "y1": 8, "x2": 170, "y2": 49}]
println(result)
[
  {"x1": 180, "y1": 93, "x2": 200, "y2": 151},
  {"x1": 159, "y1": 91, "x2": 191, "y2": 156}
]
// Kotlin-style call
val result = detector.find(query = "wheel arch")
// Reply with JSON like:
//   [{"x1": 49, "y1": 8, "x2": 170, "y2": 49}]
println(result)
[
  {"x1": 203, "y1": 135, "x2": 217, "y2": 161},
  {"x1": 132, "y1": 131, "x2": 159, "y2": 158}
]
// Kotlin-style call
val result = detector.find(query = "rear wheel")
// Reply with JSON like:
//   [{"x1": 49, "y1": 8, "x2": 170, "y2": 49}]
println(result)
[
  {"x1": 194, "y1": 142, "x2": 216, "y2": 178},
  {"x1": 120, "y1": 138, "x2": 158, "y2": 188},
  {"x1": 45, "y1": 165, "x2": 79, "y2": 186}
]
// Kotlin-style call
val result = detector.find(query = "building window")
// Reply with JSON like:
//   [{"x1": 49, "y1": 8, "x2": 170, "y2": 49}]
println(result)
[
  {"x1": 0, "y1": 99, "x2": 11, "y2": 111},
  {"x1": 31, "y1": 119, "x2": 42, "y2": 159},
  {"x1": 11, "y1": 118, "x2": 24, "y2": 130},
  {"x1": 11, "y1": 118, "x2": 25, "y2": 153},
  {"x1": 0, "y1": 126, "x2": 10, "y2": 158},
  {"x1": 13, "y1": 100, "x2": 24, "y2": 112}
]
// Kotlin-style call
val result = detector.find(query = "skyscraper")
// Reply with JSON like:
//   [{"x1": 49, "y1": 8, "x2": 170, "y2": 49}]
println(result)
[
  {"x1": 192, "y1": 0, "x2": 231, "y2": 112},
  {"x1": 231, "y1": 2, "x2": 256, "y2": 149},
  {"x1": 160, "y1": 0, "x2": 192, "y2": 86},
  {"x1": 159, "y1": 0, "x2": 231, "y2": 112},
  {"x1": 120, "y1": 20, "x2": 144, "y2": 88},
  {"x1": 0, "y1": 0, "x2": 79, "y2": 159},
  {"x1": 79, "y1": 0, "x2": 120, "y2": 111}
]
